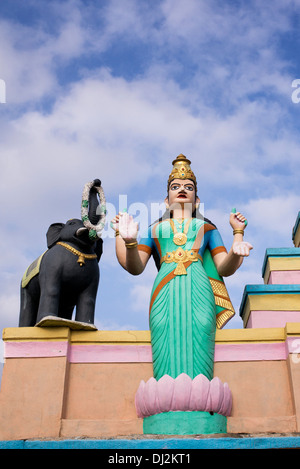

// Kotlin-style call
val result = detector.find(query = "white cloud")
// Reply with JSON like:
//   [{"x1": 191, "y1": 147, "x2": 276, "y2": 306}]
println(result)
[
  {"x1": 130, "y1": 284, "x2": 152, "y2": 314},
  {"x1": 245, "y1": 195, "x2": 300, "y2": 245},
  {"x1": 0, "y1": 21, "x2": 58, "y2": 103},
  {"x1": 0, "y1": 294, "x2": 20, "y2": 328}
]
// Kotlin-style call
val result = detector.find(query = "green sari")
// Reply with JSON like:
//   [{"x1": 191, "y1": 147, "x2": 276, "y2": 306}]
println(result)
[{"x1": 138, "y1": 218, "x2": 235, "y2": 381}]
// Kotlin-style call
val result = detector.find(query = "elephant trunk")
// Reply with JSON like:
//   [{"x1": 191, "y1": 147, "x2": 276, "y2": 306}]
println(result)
[{"x1": 88, "y1": 179, "x2": 101, "y2": 225}]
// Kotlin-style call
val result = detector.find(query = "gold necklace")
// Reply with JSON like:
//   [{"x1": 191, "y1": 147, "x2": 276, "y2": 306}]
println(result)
[
  {"x1": 169, "y1": 218, "x2": 192, "y2": 246},
  {"x1": 57, "y1": 242, "x2": 97, "y2": 266},
  {"x1": 176, "y1": 218, "x2": 184, "y2": 229}
]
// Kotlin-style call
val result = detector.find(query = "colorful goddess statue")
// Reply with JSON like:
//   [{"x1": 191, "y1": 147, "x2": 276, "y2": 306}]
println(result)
[{"x1": 112, "y1": 154, "x2": 252, "y2": 434}]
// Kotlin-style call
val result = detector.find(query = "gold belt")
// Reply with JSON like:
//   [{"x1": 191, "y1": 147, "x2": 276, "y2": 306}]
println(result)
[{"x1": 160, "y1": 247, "x2": 202, "y2": 276}]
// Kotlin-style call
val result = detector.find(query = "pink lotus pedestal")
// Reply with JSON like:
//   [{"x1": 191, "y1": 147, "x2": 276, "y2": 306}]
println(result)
[{"x1": 135, "y1": 373, "x2": 232, "y2": 435}]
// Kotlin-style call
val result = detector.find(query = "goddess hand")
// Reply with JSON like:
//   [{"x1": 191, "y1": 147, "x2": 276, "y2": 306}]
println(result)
[
  {"x1": 232, "y1": 241, "x2": 253, "y2": 257},
  {"x1": 119, "y1": 212, "x2": 139, "y2": 243},
  {"x1": 110, "y1": 214, "x2": 120, "y2": 232},
  {"x1": 230, "y1": 209, "x2": 247, "y2": 231}
]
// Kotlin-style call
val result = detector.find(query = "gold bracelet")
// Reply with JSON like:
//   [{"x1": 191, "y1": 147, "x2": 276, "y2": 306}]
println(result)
[
  {"x1": 115, "y1": 230, "x2": 120, "y2": 237},
  {"x1": 125, "y1": 241, "x2": 138, "y2": 249},
  {"x1": 233, "y1": 229, "x2": 244, "y2": 235}
]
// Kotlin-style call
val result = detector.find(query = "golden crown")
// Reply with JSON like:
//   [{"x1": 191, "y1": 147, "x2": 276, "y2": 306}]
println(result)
[{"x1": 168, "y1": 154, "x2": 197, "y2": 193}]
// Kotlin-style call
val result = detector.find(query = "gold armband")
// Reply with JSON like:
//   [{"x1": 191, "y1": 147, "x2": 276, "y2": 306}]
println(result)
[{"x1": 233, "y1": 229, "x2": 244, "y2": 235}]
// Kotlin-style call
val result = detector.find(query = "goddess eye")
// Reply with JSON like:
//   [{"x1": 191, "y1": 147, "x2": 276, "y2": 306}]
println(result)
[
  {"x1": 185, "y1": 185, "x2": 194, "y2": 191},
  {"x1": 170, "y1": 185, "x2": 180, "y2": 190}
]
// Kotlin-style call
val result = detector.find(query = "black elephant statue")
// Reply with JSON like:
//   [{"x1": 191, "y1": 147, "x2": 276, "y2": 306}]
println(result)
[{"x1": 19, "y1": 180, "x2": 104, "y2": 330}]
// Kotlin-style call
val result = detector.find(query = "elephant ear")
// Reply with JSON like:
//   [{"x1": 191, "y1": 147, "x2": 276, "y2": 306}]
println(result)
[{"x1": 46, "y1": 223, "x2": 65, "y2": 248}]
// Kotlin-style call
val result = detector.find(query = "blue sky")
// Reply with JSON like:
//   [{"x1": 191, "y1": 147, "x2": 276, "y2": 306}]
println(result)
[{"x1": 1, "y1": 0, "x2": 300, "y2": 361}]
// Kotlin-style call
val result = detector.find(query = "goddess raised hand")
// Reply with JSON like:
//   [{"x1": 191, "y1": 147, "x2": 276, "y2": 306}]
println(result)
[
  {"x1": 118, "y1": 212, "x2": 139, "y2": 243},
  {"x1": 111, "y1": 212, "x2": 138, "y2": 239},
  {"x1": 212, "y1": 209, "x2": 253, "y2": 277},
  {"x1": 229, "y1": 209, "x2": 253, "y2": 257},
  {"x1": 112, "y1": 211, "x2": 147, "y2": 275}
]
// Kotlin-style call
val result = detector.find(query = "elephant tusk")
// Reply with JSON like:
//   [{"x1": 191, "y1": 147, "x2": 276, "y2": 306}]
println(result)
[{"x1": 76, "y1": 227, "x2": 89, "y2": 237}]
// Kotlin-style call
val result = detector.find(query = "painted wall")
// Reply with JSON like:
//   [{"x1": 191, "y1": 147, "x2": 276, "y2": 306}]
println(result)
[
  {"x1": 0, "y1": 212, "x2": 299, "y2": 440},
  {"x1": 1, "y1": 324, "x2": 300, "y2": 440}
]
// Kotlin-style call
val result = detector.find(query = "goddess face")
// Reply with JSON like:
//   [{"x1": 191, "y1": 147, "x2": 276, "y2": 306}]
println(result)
[{"x1": 166, "y1": 178, "x2": 200, "y2": 213}]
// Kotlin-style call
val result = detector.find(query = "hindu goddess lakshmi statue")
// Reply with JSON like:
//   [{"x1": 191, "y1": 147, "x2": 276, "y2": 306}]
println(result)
[{"x1": 112, "y1": 154, "x2": 252, "y2": 434}]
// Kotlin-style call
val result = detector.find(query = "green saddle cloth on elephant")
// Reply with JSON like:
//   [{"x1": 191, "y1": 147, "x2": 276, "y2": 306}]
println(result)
[{"x1": 21, "y1": 252, "x2": 46, "y2": 288}]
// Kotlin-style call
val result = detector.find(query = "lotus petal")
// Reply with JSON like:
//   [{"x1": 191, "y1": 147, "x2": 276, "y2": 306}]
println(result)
[
  {"x1": 204, "y1": 389, "x2": 212, "y2": 412},
  {"x1": 171, "y1": 373, "x2": 192, "y2": 411},
  {"x1": 209, "y1": 377, "x2": 224, "y2": 413},
  {"x1": 135, "y1": 380, "x2": 149, "y2": 418},
  {"x1": 157, "y1": 374, "x2": 175, "y2": 413},
  {"x1": 189, "y1": 374, "x2": 210, "y2": 411},
  {"x1": 144, "y1": 377, "x2": 159, "y2": 415},
  {"x1": 219, "y1": 382, "x2": 232, "y2": 416}
]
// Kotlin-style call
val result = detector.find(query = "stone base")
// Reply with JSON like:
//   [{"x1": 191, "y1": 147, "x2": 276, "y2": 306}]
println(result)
[
  {"x1": 2, "y1": 326, "x2": 300, "y2": 440},
  {"x1": 143, "y1": 411, "x2": 227, "y2": 435},
  {"x1": 35, "y1": 315, "x2": 97, "y2": 331}
]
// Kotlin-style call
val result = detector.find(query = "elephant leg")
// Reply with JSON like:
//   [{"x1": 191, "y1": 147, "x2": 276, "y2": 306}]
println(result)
[
  {"x1": 35, "y1": 265, "x2": 62, "y2": 323},
  {"x1": 75, "y1": 297, "x2": 96, "y2": 324},
  {"x1": 58, "y1": 300, "x2": 75, "y2": 321},
  {"x1": 36, "y1": 285, "x2": 61, "y2": 323},
  {"x1": 75, "y1": 286, "x2": 98, "y2": 324},
  {"x1": 19, "y1": 283, "x2": 39, "y2": 327},
  {"x1": 75, "y1": 268, "x2": 99, "y2": 324}
]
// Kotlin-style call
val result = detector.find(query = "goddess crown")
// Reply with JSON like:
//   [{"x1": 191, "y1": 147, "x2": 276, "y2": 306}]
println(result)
[{"x1": 168, "y1": 154, "x2": 197, "y2": 193}]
